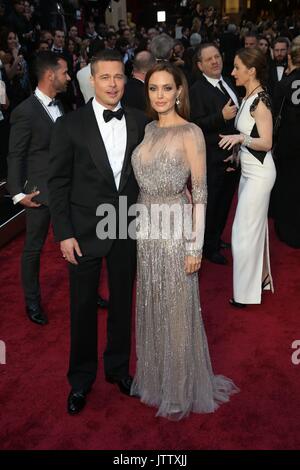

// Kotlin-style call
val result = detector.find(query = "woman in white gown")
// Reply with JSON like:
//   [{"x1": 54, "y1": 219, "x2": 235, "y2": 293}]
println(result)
[{"x1": 219, "y1": 48, "x2": 276, "y2": 307}]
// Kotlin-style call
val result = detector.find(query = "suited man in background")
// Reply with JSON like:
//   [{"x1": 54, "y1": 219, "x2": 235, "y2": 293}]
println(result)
[
  {"x1": 51, "y1": 29, "x2": 73, "y2": 73},
  {"x1": 122, "y1": 50, "x2": 155, "y2": 111},
  {"x1": 48, "y1": 50, "x2": 147, "y2": 415},
  {"x1": 190, "y1": 43, "x2": 240, "y2": 265},
  {"x1": 268, "y1": 37, "x2": 290, "y2": 96},
  {"x1": 7, "y1": 51, "x2": 70, "y2": 325},
  {"x1": 76, "y1": 38, "x2": 105, "y2": 104}
]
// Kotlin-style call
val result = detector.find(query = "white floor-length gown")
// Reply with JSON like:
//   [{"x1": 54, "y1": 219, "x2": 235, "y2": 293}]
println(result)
[{"x1": 232, "y1": 91, "x2": 276, "y2": 304}]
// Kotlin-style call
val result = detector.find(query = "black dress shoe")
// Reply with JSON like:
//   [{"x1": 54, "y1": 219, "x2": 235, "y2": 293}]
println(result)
[
  {"x1": 67, "y1": 389, "x2": 90, "y2": 415},
  {"x1": 204, "y1": 251, "x2": 228, "y2": 265},
  {"x1": 97, "y1": 294, "x2": 109, "y2": 309},
  {"x1": 26, "y1": 304, "x2": 48, "y2": 325},
  {"x1": 220, "y1": 239, "x2": 231, "y2": 249},
  {"x1": 229, "y1": 298, "x2": 246, "y2": 308},
  {"x1": 105, "y1": 375, "x2": 135, "y2": 396}
]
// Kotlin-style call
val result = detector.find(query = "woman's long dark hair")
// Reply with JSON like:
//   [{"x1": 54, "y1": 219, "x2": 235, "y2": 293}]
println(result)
[{"x1": 144, "y1": 61, "x2": 190, "y2": 121}]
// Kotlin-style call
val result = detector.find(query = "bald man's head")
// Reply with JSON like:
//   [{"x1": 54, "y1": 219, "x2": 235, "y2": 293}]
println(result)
[{"x1": 133, "y1": 50, "x2": 155, "y2": 74}]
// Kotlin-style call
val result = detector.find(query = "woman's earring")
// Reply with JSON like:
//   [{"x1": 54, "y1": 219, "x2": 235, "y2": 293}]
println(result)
[{"x1": 176, "y1": 96, "x2": 181, "y2": 106}]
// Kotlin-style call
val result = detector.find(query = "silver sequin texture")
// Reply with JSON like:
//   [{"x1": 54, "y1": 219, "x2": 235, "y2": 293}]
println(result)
[{"x1": 131, "y1": 121, "x2": 239, "y2": 420}]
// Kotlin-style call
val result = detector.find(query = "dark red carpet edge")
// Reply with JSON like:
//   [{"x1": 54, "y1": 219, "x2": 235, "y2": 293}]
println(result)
[{"x1": 0, "y1": 211, "x2": 300, "y2": 450}]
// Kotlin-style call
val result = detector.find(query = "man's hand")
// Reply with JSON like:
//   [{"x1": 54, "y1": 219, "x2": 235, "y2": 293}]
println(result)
[
  {"x1": 223, "y1": 155, "x2": 236, "y2": 172},
  {"x1": 222, "y1": 99, "x2": 238, "y2": 121},
  {"x1": 60, "y1": 238, "x2": 82, "y2": 265},
  {"x1": 19, "y1": 191, "x2": 41, "y2": 208}
]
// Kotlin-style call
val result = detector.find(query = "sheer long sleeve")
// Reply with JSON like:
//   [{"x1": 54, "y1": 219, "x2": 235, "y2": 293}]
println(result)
[{"x1": 184, "y1": 124, "x2": 207, "y2": 257}]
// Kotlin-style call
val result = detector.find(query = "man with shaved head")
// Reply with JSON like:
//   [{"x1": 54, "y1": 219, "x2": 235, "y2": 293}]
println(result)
[{"x1": 122, "y1": 50, "x2": 155, "y2": 111}]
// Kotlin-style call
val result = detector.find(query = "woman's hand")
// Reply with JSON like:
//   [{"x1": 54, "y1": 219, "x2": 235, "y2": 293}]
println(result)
[
  {"x1": 185, "y1": 255, "x2": 202, "y2": 274},
  {"x1": 11, "y1": 48, "x2": 19, "y2": 60},
  {"x1": 185, "y1": 186, "x2": 192, "y2": 203},
  {"x1": 219, "y1": 134, "x2": 243, "y2": 150}
]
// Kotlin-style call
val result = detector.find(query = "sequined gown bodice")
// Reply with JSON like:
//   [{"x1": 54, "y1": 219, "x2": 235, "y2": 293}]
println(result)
[
  {"x1": 133, "y1": 122, "x2": 190, "y2": 200},
  {"x1": 131, "y1": 121, "x2": 239, "y2": 420}
]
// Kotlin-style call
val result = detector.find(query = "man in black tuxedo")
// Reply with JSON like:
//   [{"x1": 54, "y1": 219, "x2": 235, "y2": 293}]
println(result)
[
  {"x1": 51, "y1": 29, "x2": 75, "y2": 111},
  {"x1": 7, "y1": 51, "x2": 70, "y2": 325},
  {"x1": 122, "y1": 50, "x2": 155, "y2": 111},
  {"x1": 268, "y1": 37, "x2": 290, "y2": 96},
  {"x1": 48, "y1": 50, "x2": 147, "y2": 415},
  {"x1": 190, "y1": 43, "x2": 240, "y2": 265}
]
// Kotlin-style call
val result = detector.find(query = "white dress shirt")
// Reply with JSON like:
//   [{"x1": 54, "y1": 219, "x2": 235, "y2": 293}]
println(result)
[
  {"x1": 13, "y1": 87, "x2": 62, "y2": 204},
  {"x1": 203, "y1": 74, "x2": 239, "y2": 108},
  {"x1": 276, "y1": 66, "x2": 285, "y2": 81},
  {"x1": 77, "y1": 64, "x2": 95, "y2": 103},
  {"x1": 51, "y1": 45, "x2": 63, "y2": 53},
  {"x1": 92, "y1": 98, "x2": 127, "y2": 190},
  {"x1": 35, "y1": 87, "x2": 62, "y2": 122}
]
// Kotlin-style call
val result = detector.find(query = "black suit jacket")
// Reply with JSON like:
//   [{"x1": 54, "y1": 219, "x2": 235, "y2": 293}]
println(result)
[
  {"x1": 273, "y1": 68, "x2": 300, "y2": 160},
  {"x1": 7, "y1": 94, "x2": 63, "y2": 205},
  {"x1": 122, "y1": 78, "x2": 146, "y2": 112},
  {"x1": 190, "y1": 74, "x2": 239, "y2": 165},
  {"x1": 48, "y1": 100, "x2": 147, "y2": 257},
  {"x1": 267, "y1": 60, "x2": 288, "y2": 96}
]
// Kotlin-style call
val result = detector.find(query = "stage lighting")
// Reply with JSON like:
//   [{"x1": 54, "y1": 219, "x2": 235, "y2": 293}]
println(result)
[{"x1": 157, "y1": 11, "x2": 166, "y2": 22}]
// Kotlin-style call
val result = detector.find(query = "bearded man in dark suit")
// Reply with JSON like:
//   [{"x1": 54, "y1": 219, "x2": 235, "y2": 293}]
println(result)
[{"x1": 7, "y1": 51, "x2": 70, "y2": 325}]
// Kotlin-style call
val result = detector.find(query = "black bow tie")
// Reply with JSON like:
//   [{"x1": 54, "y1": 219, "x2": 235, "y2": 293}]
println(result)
[
  {"x1": 275, "y1": 60, "x2": 287, "y2": 68},
  {"x1": 48, "y1": 99, "x2": 60, "y2": 107},
  {"x1": 103, "y1": 108, "x2": 124, "y2": 123},
  {"x1": 53, "y1": 48, "x2": 63, "y2": 53}
]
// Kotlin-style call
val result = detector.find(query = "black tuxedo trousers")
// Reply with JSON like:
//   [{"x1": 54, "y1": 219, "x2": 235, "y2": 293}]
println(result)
[{"x1": 68, "y1": 237, "x2": 137, "y2": 391}]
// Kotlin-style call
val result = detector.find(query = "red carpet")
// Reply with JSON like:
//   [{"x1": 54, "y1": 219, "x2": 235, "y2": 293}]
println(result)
[{"x1": 0, "y1": 215, "x2": 300, "y2": 450}]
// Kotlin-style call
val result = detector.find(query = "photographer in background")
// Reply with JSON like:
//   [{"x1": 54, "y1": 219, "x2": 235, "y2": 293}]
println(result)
[
  {"x1": 7, "y1": 0, "x2": 29, "y2": 40},
  {"x1": 0, "y1": 57, "x2": 9, "y2": 179}
]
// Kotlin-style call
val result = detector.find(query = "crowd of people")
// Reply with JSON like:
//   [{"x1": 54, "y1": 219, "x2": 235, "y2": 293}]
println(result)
[{"x1": 1, "y1": 0, "x2": 300, "y2": 420}]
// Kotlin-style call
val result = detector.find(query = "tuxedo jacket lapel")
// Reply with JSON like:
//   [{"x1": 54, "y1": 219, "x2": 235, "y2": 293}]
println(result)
[
  {"x1": 57, "y1": 101, "x2": 65, "y2": 116},
  {"x1": 83, "y1": 100, "x2": 117, "y2": 191},
  {"x1": 118, "y1": 108, "x2": 138, "y2": 193},
  {"x1": 202, "y1": 75, "x2": 239, "y2": 106},
  {"x1": 201, "y1": 76, "x2": 228, "y2": 105},
  {"x1": 223, "y1": 77, "x2": 241, "y2": 105},
  {"x1": 32, "y1": 95, "x2": 55, "y2": 126},
  {"x1": 214, "y1": 84, "x2": 229, "y2": 103}
]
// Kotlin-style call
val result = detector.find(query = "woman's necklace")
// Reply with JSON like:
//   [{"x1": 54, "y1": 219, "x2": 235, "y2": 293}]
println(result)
[
  {"x1": 244, "y1": 84, "x2": 261, "y2": 100},
  {"x1": 235, "y1": 84, "x2": 262, "y2": 126}
]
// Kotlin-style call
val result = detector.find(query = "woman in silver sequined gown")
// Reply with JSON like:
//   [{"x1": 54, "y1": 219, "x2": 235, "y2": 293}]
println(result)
[{"x1": 131, "y1": 63, "x2": 239, "y2": 420}]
